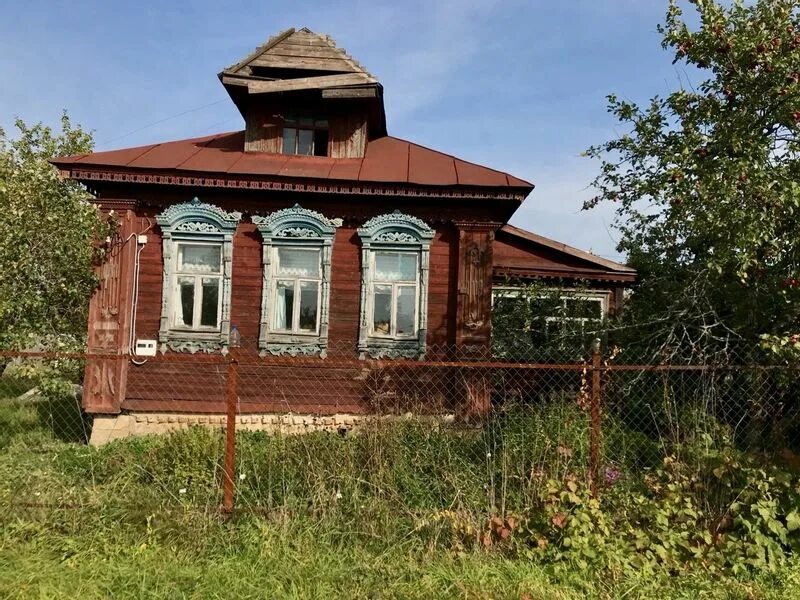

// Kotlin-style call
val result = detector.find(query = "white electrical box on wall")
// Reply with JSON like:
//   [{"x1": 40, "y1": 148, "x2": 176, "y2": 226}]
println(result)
[{"x1": 135, "y1": 339, "x2": 157, "y2": 357}]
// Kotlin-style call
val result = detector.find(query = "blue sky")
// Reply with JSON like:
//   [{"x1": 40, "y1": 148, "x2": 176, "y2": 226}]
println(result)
[{"x1": 0, "y1": 0, "x2": 691, "y2": 261}]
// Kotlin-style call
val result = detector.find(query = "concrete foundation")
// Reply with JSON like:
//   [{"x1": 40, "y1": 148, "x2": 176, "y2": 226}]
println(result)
[{"x1": 89, "y1": 412, "x2": 388, "y2": 446}]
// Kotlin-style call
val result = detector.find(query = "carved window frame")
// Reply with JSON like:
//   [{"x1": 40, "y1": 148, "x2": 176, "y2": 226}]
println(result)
[
  {"x1": 156, "y1": 198, "x2": 241, "y2": 354},
  {"x1": 357, "y1": 211, "x2": 435, "y2": 359},
  {"x1": 253, "y1": 205, "x2": 341, "y2": 358}
]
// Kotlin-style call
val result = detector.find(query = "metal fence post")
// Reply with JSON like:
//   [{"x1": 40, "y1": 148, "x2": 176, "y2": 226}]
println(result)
[
  {"x1": 590, "y1": 338, "x2": 602, "y2": 498},
  {"x1": 222, "y1": 353, "x2": 238, "y2": 514}
]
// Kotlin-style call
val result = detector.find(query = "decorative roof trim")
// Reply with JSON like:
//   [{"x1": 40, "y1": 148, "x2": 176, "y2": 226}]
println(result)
[{"x1": 61, "y1": 168, "x2": 529, "y2": 202}]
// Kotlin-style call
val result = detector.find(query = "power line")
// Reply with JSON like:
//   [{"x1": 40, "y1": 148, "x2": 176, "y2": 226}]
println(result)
[{"x1": 97, "y1": 99, "x2": 228, "y2": 147}]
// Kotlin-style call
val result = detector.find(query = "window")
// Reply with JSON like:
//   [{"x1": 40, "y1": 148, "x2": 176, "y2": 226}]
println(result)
[
  {"x1": 173, "y1": 243, "x2": 222, "y2": 331},
  {"x1": 491, "y1": 287, "x2": 609, "y2": 358},
  {"x1": 281, "y1": 116, "x2": 329, "y2": 157},
  {"x1": 155, "y1": 198, "x2": 241, "y2": 354},
  {"x1": 253, "y1": 205, "x2": 341, "y2": 357},
  {"x1": 357, "y1": 212, "x2": 435, "y2": 359},
  {"x1": 370, "y1": 252, "x2": 418, "y2": 338},
  {"x1": 272, "y1": 248, "x2": 321, "y2": 334}
]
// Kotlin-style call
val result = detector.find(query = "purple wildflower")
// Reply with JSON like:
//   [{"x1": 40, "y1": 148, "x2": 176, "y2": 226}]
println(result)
[{"x1": 604, "y1": 466, "x2": 621, "y2": 486}]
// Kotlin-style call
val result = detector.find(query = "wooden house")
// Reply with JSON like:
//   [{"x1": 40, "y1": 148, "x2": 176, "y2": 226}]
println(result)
[{"x1": 51, "y1": 28, "x2": 635, "y2": 436}]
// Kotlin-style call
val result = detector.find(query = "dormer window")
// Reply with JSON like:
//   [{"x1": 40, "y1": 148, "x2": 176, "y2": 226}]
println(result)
[{"x1": 282, "y1": 116, "x2": 329, "y2": 157}]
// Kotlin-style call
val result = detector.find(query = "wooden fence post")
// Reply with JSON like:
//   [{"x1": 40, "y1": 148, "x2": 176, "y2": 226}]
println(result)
[
  {"x1": 222, "y1": 353, "x2": 238, "y2": 514},
  {"x1": 590, "y1": 338, "x2": 602, "y2": 498}
]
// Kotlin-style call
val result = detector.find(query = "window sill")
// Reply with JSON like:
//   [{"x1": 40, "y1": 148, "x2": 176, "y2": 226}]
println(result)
[
  {"x1": 359, "y1": 338, "x2": 425, "y2": 360},
  {"x1": 260, "y1": 342, "x2": 325, "y2": 358},
  {"x1": 159, "y1": 330, "x2": 226, "y2": 354}
]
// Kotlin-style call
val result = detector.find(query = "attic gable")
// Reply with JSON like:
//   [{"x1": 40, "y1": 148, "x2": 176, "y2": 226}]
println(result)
[{"x1": 220, "y1": 28, "x2": 378, "y2": 95}]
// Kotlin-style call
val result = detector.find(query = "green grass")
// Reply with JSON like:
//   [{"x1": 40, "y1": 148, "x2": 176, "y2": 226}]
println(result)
[
  {"x1": 1, "y1": 396, "x2": 800, "y2": 599},
  {"x1": 2, "y1": 501, "x2": 799, "y2": 599}
]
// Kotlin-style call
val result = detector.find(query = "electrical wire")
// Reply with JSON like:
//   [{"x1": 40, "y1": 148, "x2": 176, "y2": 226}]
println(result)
[{"x1": 98, "y1": 99, "x2": 228, "y2": 148}]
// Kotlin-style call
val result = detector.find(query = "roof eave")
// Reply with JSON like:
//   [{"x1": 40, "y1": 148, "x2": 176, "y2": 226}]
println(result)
[{"x1": 54, "y1": 163, "x2": 532, "y2": 202}]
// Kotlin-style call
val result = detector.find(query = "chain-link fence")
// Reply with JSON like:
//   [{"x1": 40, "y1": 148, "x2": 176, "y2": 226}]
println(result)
[{"x1": 1, "y1": 340, "x2": 799, "y2": 513}]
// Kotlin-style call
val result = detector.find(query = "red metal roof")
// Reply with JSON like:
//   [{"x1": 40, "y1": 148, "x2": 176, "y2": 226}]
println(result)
[
  {"x1": 494, "y1": 224, "x2": 637, "y2": 283},
  {"x1": 52, "y1": 131, "x2": 534, "y2": 193}
]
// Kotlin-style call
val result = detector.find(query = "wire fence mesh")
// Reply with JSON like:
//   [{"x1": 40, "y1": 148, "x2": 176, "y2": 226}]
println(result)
[{"x1": 1, "y1": 339, "x2": 799, "y2": 514}]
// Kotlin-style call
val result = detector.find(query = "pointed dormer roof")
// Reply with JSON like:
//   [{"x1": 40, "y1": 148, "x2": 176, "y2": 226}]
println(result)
[
  {"x1": 218, "y1": 27, "x2": 385, "y2": 136},
  {"x1": 222, "y1": 27, "x2": 377, "y2": 83}
]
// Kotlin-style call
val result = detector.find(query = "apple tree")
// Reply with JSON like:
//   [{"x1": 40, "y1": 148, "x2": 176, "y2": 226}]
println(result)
[
  {"x1": 586, "y1": 0, "x2": 800, "y2": 361},
  {"x1": 0, "y1": 113, "x2": 113, "y2": 352}
]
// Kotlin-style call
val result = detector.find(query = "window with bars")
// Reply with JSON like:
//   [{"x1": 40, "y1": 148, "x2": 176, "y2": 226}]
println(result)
[{"x1": 281, "y1": 116, "x2": 329, "y2": 157}]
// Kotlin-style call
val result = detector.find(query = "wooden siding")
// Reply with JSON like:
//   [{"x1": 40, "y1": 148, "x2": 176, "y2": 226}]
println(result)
[
  {"x1": 244, "y1": 105, "x2": 282, "y2": 153},
  {"x1": 122, "y1": 194, "x2": 458, "y2": 412},
  {"x1": 493, "y1": 232, "x2": 630, "y2": 283},
  {"x1": 329, "y1": 114, "x2": 367, "y2": 158}
]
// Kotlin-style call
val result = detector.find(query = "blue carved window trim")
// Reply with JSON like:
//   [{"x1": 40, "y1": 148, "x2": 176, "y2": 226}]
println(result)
[
  {"x1": 156, "y1": 198, "x2": 241, "y2": 354},
  {"x1": 253, "y1": 205, "x2": 341, "y2": 358},
  {"x1": 357, "y1": 211, "x2": 435, "y2": 359}
]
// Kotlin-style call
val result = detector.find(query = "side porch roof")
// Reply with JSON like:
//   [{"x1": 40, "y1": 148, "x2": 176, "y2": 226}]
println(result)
[{"x1": 494, "y1": 224, "x2": 636, "y2": 284}]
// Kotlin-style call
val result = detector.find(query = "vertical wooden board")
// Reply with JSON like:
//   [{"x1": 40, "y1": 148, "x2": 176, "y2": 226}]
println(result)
[
  {"x1": 230, "y1": 223, "x2": 263, "y2": 341},
  {"x1": 329, "y1": 114, "x2": 367, "y2": 158},
  {"x1": 327, "y1": 226, "x2": 362, "y2": 349},
  {"x1": 245, "y1": 106, "x2": 282, "y2": 153},
  {"x1": 134, "y1": 225, "x2": 164, "y2": 339},
  {"x1": 426, "y1": 230, "x2": 454, "y2": 347}
]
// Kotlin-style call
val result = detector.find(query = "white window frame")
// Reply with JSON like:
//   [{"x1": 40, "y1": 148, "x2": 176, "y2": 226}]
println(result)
[
  {"x1": 368, "y1": 250, "x2": 420, "y2": 339},
  {"x1": 492, "y1": 286, "x2": 610, "y2": 336},
  {"x1": 357, "y1": 212, "x2": 435, "y2": 360},
  {"x1": 253, "y1": 205, "x2": 341, "y2": 358},
  {"x1": 156, "y1": 198, "x2": 241, "y2": 354},
  {"x1": 270, "y1": 246, "x2": 323, "y2": 336},
  {"x1": 171, "y1": 241, "x2": 224, "y2": 332}
]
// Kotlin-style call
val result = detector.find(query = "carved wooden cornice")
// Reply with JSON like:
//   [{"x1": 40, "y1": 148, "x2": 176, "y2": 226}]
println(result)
[
  {"x1": 97, "y1": 198, "x2": 141, "y2": 211},
  {"x1": 452, "y1": 220, "x2": 503, "y2": 232},
  {"x1": 62, "y1": 168, "x2": 528, "y2": 202}
]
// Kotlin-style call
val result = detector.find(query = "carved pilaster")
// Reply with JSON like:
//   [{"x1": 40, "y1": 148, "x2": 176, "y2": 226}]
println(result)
[
  {"x1": 454, "y1": 221, "x2": 499, "y2": 351},
  {"x1": 453, "y1": 221, "x2": 500, "y2": 421},
  {"x1": 84, "y1": 203, "x2": 139, "y2": 414}
]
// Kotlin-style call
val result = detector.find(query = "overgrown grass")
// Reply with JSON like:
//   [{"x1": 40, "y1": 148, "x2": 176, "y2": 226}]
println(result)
[
  {"x1": 1, "y1": 396, "x2": 800, "y2": 598},
  {"x1": 2, "y1": 499, "x2": 799, "y2": 599}
]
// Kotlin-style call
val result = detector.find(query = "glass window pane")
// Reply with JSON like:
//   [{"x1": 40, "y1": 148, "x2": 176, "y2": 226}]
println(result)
[
  {"x1": 179, "y1": 245, "x2": 221, "y2": 273},
  {"x1": 566, "y1": 298, "x2": 603, "y2": 320},
  {"x1": 298, "y1": 281, "x2": 319, "y2": 332},
  {"x1": 200, "y1": 278, "x2": 219, "y2": 327},
  {"x1": 274, "y1": 280, "x2": 294, "y2": 330},
  {"x1": 396, "y1": 286, "x2": 416, "y2": 335},
  {"x1": 531, "y1": 296, "x2": 562, "y2": 319},
  {"x1": 297, "y1": 129, "x2": 313, "y2": 155},
  {"x1": 375, "y1": 252, "x2": 417, "y2": 281},
  {"x1": 178, "y1": 277, "x2": 195, "y2": 327},
  {"x1": 372, "y1": 284, "x2": 392, "y2": 335},
  {"x1": 277, "y1": 248, "x2": 320, "y2": 277},
  {"x1": 282, "y1": 127, "x2": 297, "y2": 154}
]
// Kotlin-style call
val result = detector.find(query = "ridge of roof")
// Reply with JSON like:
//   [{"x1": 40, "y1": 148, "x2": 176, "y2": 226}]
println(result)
[{"x1": 499, "y1": 223, "x2": 635, "y2": 274}]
